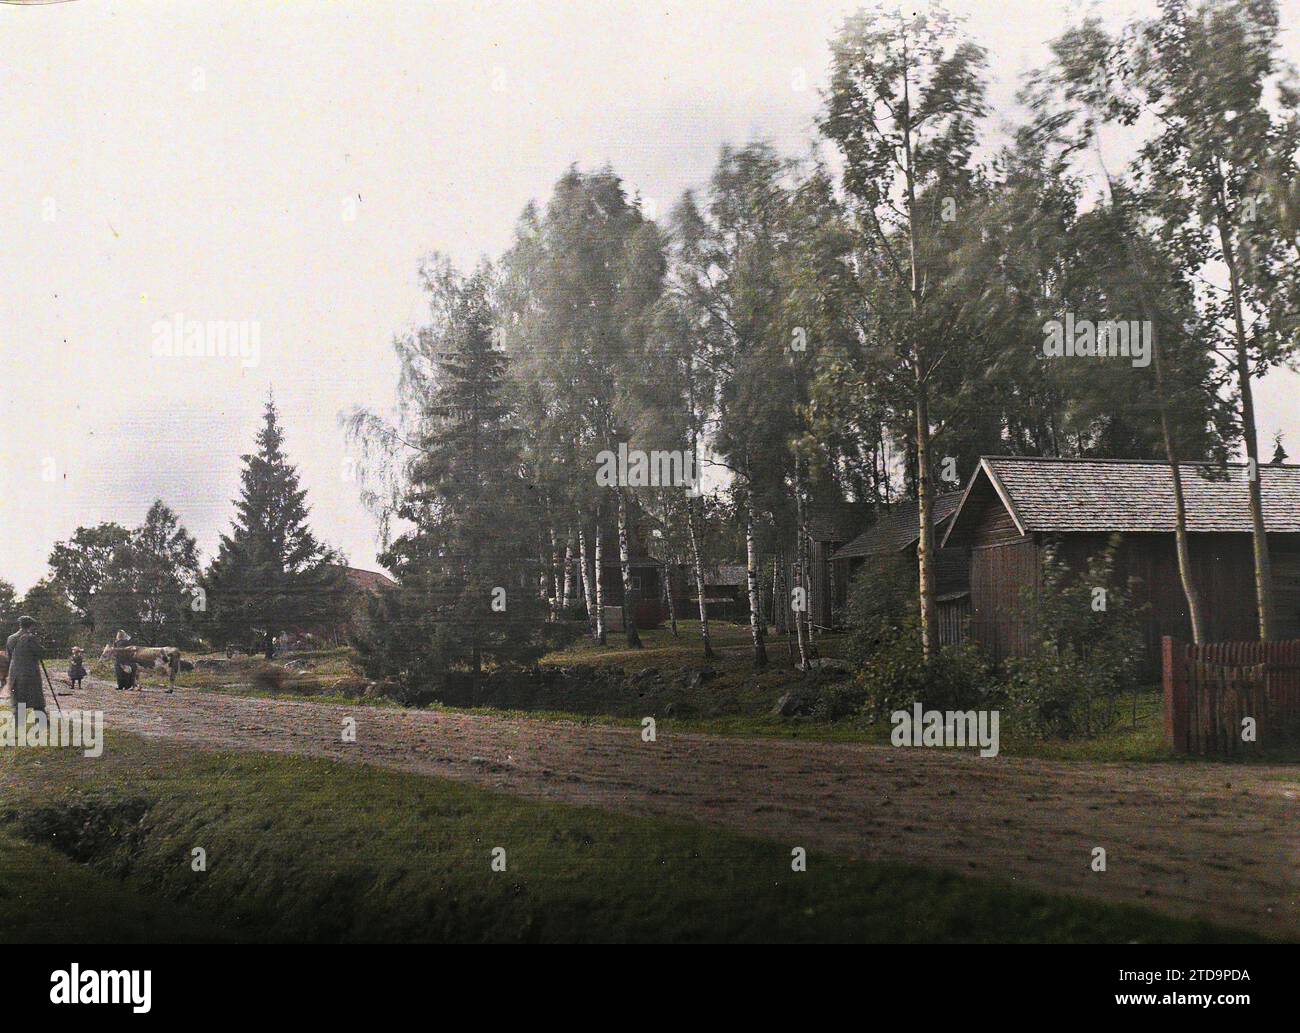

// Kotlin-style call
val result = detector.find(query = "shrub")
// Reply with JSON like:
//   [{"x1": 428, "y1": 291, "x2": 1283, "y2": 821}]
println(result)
[
  {"x1": 854, "y1": 618, "x2": 996, "y2": 721},
  {"x1": 250, "y1": 662, "x2": 287, "y2": 693},
  {"x1": 1003, "y1": 536, "x2": 1146, "y2": 739},
  {"x1": 810, "y1": 680, "x2": 870, "y2": 722},
  {"x1": 843, "y1": 553, "x2": 917, "y2": 667}
]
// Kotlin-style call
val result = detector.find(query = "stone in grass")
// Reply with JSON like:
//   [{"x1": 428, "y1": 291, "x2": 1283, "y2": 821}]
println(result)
[
  {"x1": 682, "y1": 667, "x2": 718, "y2": 691},
  {"x1": 800, "y1": 657, "x2": 852, "y2": 679},
  {"x1": 364, "y1": 679, "x2": 402, "y2": 699},
  {"x1": 771, "y1": 689, "x2": 817, "y2": 718}
]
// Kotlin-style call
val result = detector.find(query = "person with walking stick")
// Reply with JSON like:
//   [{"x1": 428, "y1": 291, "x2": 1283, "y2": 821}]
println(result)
[{"x1": 4, "y1": 615, "x2": 46, "y2": 715}]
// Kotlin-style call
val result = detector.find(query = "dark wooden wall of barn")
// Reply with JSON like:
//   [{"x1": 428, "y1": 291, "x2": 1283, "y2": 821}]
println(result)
[
  {"x1": 968, "y1": 527, "x2": 1300, "y2": 674},
  {"x1": 966, "y1": 495, "x2": 1039, "y2": 662},
  {"x1": 1057, "y1": 534, "x2": 1300, "y2": 648},
  {"x1": 810, "y1": 539, "x2": 838, "y2": 628},
  {"x1": 1050, "y1": 533, "x2": 1262, "y2": 651}
]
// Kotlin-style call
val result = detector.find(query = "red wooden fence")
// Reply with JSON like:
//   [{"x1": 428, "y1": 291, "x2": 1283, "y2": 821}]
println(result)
[{"x1": 1162, "y1": 637, "x2": 1300, "y2": 754}]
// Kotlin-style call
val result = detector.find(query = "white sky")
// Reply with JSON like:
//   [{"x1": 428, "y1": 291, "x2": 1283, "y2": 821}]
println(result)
[{"x1": 1, "y1": 0, "x2": 1297, "y2": 592}]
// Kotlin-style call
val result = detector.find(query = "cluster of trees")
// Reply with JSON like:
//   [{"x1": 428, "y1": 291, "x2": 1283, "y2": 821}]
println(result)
[
  {"x1": 3, "y1": 397, "x2": 347, "y2": 658},
  {"x1": 0, "y1": 577, "x2": 77, "y2": 654},
  {"x1": 1, "y1": 501, "x2": 202, "y2": 655},
  {"x1": 347, "y1": 0, "x2": 1299, "y2": 695},
  {"x1": 44, "y1": 501, "x2": 200, "y2": 646}
]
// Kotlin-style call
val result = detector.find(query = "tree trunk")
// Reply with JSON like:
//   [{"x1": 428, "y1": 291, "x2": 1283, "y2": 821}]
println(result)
[
  {"x1": 548, "y1": 526, "x2": 563, "y2": 621},
  {"x1": 779, "y1": 551, "x2": 796, "y2": 664},
  {"x1": 745, "y1": 501, "x2": 768, "y2": 668},
  {"x1": 1157, "y1": 369, "x2": 1206, "y2": 645},
  {"x1": 901, "y1": 51, "x2": 936, "y2": 660},
  {"x1": 686, "y1": 496, "x2": 715, "y2": 658},
  {"x1": 592, "y1": 512, "x2": 606, "y2": 645},
  {"x1": 794, "y1": 463, "x2": 810, "y2": 670},
  {"x1": 616, "y1": 490, "x2": 642, "y2": 648},
  {"x1": 1105, "y1": 181, "x2": 1207, "y2": 644},
  {"x1": 773, "y1": 551, "x2": 785, "y2": 635},
  {"x1": 577, "y1": 522, "x2": 597, "y2": 638},
  {"x1": 1142, "y1": 277, "x2": 1208, "y2": 644},
  {"x1": 914, "y1": 375, "x2": 938, "y2": 659},
  {"x1": 562, "y1": 534, "x2": 574, "y2": 611},
  {"x1": 1218, "y1": 209, "x2": 1275, "y2": 640},
  {"x1": 662, "y1": 566, "x2": 678, "y2": 637},
  {"x1": 800, "y1": 465, "x2": 816, "y2": 652}
]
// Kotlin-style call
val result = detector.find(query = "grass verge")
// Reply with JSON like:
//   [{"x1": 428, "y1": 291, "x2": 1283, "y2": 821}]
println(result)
[
  {"x1": 82, "y1": 624, "x2": 1295, "y2": 762},
  {"x1": 0, "y1": 729, "x2": 1260, "y2": 943},
  {"x1": 0, "y1": 830, "x2": 223, "y2": 943}
]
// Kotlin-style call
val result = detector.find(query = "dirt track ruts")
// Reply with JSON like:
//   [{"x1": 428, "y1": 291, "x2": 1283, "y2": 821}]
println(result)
[{"x1": 33, "y1": 678, "x2": 1300, "y2": 937}]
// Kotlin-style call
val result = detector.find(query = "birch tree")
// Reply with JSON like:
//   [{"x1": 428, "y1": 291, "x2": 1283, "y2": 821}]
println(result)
[{"x1": 820, "y1": 3, "x2": 988, "y2": 659}]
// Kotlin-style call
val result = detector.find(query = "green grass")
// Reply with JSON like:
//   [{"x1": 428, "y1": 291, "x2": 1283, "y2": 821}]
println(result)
[
  {"x1": 0, "y1": 730, "x2": 1258, "y2": 943},
  {"x1": 86, "y1": 645, "x2": 392, "y2": 708},
  {"x1": 0, "y1": 830, "x2": 223, "y2": 943}
]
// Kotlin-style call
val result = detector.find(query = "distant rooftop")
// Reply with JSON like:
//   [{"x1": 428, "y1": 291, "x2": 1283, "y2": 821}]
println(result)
[
  {"x1": 342, "y1": 566, "x2": 398, "y2": 592},
  {"x1": 832, "y1": 493, "x2": 963, "y2": 561}
]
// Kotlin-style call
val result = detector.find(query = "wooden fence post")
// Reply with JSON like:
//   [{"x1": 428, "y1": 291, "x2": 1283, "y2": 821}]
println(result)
[{"x1": 1162, "y1": 635, "x2": 1181, "y2": 752}]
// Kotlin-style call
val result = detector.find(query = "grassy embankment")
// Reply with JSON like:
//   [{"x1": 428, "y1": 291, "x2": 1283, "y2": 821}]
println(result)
[
  {"x1": 0, "y1": 729, "x2": 1257, "y2": 943},
  {"x1": 111, "y1": 623, "x2": 1179, "y2": 762}
]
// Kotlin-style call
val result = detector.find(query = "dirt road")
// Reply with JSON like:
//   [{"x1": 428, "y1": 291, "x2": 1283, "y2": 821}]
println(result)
[{"x1": 33, "y1": 679, "x2": 1300, "y2": 937}]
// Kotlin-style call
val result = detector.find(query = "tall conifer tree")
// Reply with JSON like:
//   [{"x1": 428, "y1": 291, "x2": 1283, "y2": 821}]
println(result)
[{"x1": 205, "y1": 396, "x2": 347, "y2": 656}]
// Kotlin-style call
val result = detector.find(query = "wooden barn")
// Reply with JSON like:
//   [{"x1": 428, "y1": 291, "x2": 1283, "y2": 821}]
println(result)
[
  {"x1": 596, "y1": 522, "x2": 665, "y2": 631},
  {"x1": 595, "y1": 558, "x2": 665, "y2": 631},
  {"x1": 676, "y1": 562, "x2": 750, "y2": 623},
  {"x1": 830, "y1": 493, "x2": 970, "y2": 643},
  {"x1": 282, "y1": 565, "x2": 398, "y2": 648},
  {"x1": 804, "y1": 501, "x2": 868, "y2": 630},
  {"x1": 941, "y1": 457, "x2": 1300, "y2": 669}
]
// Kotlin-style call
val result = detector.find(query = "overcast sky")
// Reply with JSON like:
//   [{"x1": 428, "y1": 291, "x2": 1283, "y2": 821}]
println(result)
[{"x1": 1, "y1": 0, "x2": 1297, "y2": 593}]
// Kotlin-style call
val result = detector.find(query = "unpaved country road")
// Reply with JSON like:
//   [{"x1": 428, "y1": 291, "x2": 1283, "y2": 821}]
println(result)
[{"x1": 40, "y1": 679, "x2": 1300, "y2": 937}]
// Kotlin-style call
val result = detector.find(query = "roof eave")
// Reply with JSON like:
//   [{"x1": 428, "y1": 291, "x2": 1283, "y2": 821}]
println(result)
[
  {"x1": 940, "y1": 458, "x2": 1028, "y2": 548},
  {"x1": 983, "y1": 460, "x2": 1029, "y2": 537}
]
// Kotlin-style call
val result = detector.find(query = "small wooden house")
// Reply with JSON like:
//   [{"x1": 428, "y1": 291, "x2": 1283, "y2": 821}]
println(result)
[
  {"x1": 804, "y1": 501, "x2": 868, "y2": 629},
  {"x1": 676, "y1": 562, "x2": 750, "y2": 623},
  {"x1": 941, "y1": 457, "x2": 1300, "y2": 668},
  {"x1": 596, "y1": 521, "x2": 665, "y2": 629},
  {"x1": 830, "y1": 493, "x2": 969, "y2": 642},
  {"x1": 284, "y1": 565, "x2": 398, "y2": 648}
]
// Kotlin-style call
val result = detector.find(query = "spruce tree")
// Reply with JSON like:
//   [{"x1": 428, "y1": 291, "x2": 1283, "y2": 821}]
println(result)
[
  {"x1": 205, "y1": 397, "x2": 346, "y2": 656},
  {"x1": 350, "y1": 260, "x2": 553, "y2": 701}
]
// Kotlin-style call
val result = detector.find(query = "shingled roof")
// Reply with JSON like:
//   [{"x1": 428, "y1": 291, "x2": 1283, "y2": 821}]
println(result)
[
  {"x1": 944, "y1": 457, "x2": 1300, "y2": 542},
  {"x1": 805, "y1": 499, "x2": 867, "y2": 543},
  {"x1": 344, "y1": 567, "x2": 398, "y2": 592},
  {"x1": 709, "y1": 564, "x2": 749, "y2": 587},
  {"x1": 831, "y1": 492, "x2": 964, "y2": 561}
]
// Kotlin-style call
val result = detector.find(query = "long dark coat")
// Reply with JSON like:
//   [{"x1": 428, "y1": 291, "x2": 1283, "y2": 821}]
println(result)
[
  {"x1": 4, "y1": 631, "x2": 46, "y2": 713},
  {"x1": 113, "y1": 648, "x2": 138, "y2": 690}
]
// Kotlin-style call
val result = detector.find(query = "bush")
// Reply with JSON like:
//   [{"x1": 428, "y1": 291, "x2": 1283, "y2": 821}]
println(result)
[
  {"x1": 810, "y1": 680, "x2": 870, "y2": 722},
  {"x1": 853, "y1": 618, "x2": 996, "y2": 721},
  {"x1": 250, "y1": 662, "x2": 287, "y2": 693},
  {"x1": 1004, "y1": 537, "x2": 1146, "y2": 739},
  {"x1": 843, "y1": 553, "x2": 917, "y2": 667}
]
